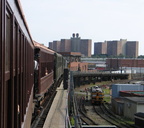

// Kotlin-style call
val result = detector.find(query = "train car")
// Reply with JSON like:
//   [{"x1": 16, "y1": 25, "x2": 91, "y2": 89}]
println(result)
[
  {"x1": 0, "y1": 1, "x2": 34, "y2": 128},
  {"x1": 91, "y1": 86, "x2": 104, "y2": 104},
  {"x1": 34, "y1": 41, "x2": 55, "y2": 106},
  {"x1": 54, "y1": 53, "x2": 65, "y2": 84}
]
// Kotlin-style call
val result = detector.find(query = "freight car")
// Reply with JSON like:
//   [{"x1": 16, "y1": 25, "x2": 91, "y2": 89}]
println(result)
[
  {"x1": 91, "y1": 86, "x2": 104, "y2": 104},
  {"x1": 0, "y1": 1, "x2": 66, "y2": 128}
]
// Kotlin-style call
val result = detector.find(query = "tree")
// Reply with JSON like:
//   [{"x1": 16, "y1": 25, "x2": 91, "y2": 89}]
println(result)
[{"x1": 138, "y1": 55, "x2": 144, "y2": 58}]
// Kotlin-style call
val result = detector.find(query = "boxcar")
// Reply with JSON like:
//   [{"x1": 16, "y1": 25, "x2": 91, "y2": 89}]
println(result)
[{"x1": 0, "y1": 1, "x2": 34, "y2": 128}]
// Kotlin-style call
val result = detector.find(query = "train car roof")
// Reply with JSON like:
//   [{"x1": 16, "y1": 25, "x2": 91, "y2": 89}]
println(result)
[
  {"x1": 91, "y1": 86, "x2": 102, "y2": 93},
  {"x1": 15, "y1": 0, "x2": 34, "y2": 45},
  {"x1": 34, "y1": 41, "x2": 55, "y2": 54},
  {"x1": 54, "y1": 52, "x2": 63, "y2": 57}
]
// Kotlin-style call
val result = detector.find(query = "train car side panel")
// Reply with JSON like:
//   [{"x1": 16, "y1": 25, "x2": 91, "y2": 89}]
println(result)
[
  {"x1": 7, "y1": 0, "x2": 33, "y2": 46},
  {"x1": 54, "y1": 53, "x2": 64, "y2": 82},
  {"x1": 40, "y1": 71, "x2": 54, "y2": 94},
  {"x1": 34, "y1": 43, "x2": 54, "y2": 102},
  {"x1": 1, "y1": 1, "x2": 34, "y2": 128},
  {"x1": 0, "y1": 1, "x2": 5, "y2": 128}
]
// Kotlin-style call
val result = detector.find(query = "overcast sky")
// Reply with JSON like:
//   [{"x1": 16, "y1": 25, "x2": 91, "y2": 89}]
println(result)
[{"x1": 20, "y1": 0, "x2": 144, "y2": 55}]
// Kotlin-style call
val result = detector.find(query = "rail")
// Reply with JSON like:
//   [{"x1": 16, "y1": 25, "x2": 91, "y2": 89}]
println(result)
[{"x1": 73, "y1": 71, "x2": 130, "y2": 75}]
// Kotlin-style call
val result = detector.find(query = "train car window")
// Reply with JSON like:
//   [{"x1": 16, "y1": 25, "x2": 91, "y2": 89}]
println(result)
[
  {"x1": 5, "y1": 10, "x2": 11, "y2": 72},
  {"x1": 13, "y1": 22, "x2": 18, "y2": 70},
  {"x1": 18, "y1": 30, "x2": 21, "y2": 69}
]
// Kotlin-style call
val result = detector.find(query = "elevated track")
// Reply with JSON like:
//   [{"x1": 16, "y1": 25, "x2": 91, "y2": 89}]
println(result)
[{"x1": 73, "y1": 71, "x2": 130, "y2": 87}]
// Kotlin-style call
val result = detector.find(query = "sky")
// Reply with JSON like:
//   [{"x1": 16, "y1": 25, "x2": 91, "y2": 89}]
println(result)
[{"x1": 20, "y1": 0, "x2": 144, "y2": 55}]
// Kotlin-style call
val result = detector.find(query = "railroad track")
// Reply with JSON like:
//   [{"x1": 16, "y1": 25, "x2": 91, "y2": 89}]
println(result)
[
  {"x1": 31, "y1": 78, "x2": 63, "y2": 128},
  {"x1": 93, "y1": 103, "x2": 137, "y2": 128},
  {"x1": 78, "y1": 97, "x2": 98, "y2": 125},
  {"x1": 31, "y1": 91, "x2": 57, "y2": 128},
  {"x1": 102, "y1": 103, "x2": 137, "y2": 128}
]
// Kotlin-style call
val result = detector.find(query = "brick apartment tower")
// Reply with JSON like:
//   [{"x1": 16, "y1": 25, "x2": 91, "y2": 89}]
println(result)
[
  {"x1": 60, "y1": 39, "x2": 71, "y2": 52},
  {"x1": 107, "y1": 40, "x2": 122, "y2": 56},
  {"x1": 80, "y1": 39, "x2": 92, "y2": 57},
  {"x1": 94, "y1": 39, "x2": 138, "y2": 58},
  {"x1": 94, "y1": 42, "x2": 107, "y2": 55},
  {"x1": 49, "y1": 42, "x2": 53, "y2": 49},
  {"x1": 53, "y1": 41, "x2": 61, "y2": 52},
  {"x1": 49, "y1": 33, "x2": 92, "y2": 57},
  {"x1": 120, "y1": 39, "x2": 127, "y2": 56},
  {"x1": 71, "y1": 33, "x2": 91, "y2": 57},
  {"x1": 126, "y1": 41, "x2": 139, "y2": 58}
]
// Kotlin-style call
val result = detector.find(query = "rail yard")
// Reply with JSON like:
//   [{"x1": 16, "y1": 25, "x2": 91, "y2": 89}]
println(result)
[{"x1": 74, "y1": 80, "x2": 140, "y2": 128}]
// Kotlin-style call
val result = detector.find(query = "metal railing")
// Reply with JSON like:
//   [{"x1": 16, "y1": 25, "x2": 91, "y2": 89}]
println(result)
[{"x1": 65, "y1": 71, "x2": 82, "y2": 128}]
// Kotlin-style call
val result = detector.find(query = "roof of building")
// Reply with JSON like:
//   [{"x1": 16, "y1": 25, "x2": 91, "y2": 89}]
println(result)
[
  {"x1": 113, "y1": 98, "x2": 124, "y2": 103},
  {"x1": 124, "y1": 97, "x2": 144, "y2": 104},
  {"x1": 120, "y1": 91, "x2": 144, "y2": 96},
  {"x1": 135, "y1": 112, "x2": 144, "y2": 118}
]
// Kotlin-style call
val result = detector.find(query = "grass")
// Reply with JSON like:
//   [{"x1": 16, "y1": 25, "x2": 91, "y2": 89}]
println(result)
[
  {"x1": 104, "y1": 96, "x2": 111, "y2": 103},
  {"x1": 70, "y1": 116, "x2": 75, "y2": 125},
  {"x1": 103, "y1": 87, "x2": 111, "y2": 103},
  {"x1": 103, "y1": 88, "x2": 110, "y2": 95}
]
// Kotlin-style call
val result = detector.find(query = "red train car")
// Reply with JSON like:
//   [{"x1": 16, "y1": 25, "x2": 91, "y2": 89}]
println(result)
[
  {"x1": 0, "y1": 1, "x2": 34, "y2": 128},
  {"x1": 34, "y1": 41, "x2": 55, "y2": 106}
]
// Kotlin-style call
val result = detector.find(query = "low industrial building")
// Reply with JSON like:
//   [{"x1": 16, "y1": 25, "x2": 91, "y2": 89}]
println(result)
[
  {"x1": 123, "y1": 97, "x2": 144, "y2": 120},
  {"x1": 112, "y1": 98, "x2": 124, "y2": 116},
  {"x1": 111, "y1": 84, "x2": 144, "y2": 120},
  {"x1": 112, "y1": 97, "x2": 144, "y2": 120}
]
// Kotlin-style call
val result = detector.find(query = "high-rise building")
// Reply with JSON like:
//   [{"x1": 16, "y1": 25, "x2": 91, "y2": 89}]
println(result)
[
  {"x1": 126, "y1": 41, "x2": 139, "y2": 58},
  {"x1": 94, "y1": 39, "x2": 138, "y2": 57},
  {"x1": 49, "y1": 42, "x2": 53, "y2": 49},
  {"x1": 71, "y1": 33, "x2": 81, "y2": 52},
  {"x1": 60, "y1": 39, "x2": 71, "y2": 52},
  {"x1": 53, "y1": 41, "x2": 61, "y2": 52},
  {"x1": 49, "y1": 33, "x2": 92, "y2": 57},
  {"x1": 80, "y1": 39, "x2": 92, "y2": 57},
  {"x1": 120, "y1": 39, "x2": 127, "y2": 56},
  {"x1": 94, "y1": 42, "x2": 107, "y2": 55},
  {"x1": 107, "y1": 40, "x2": 122, "y2": 56}
]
